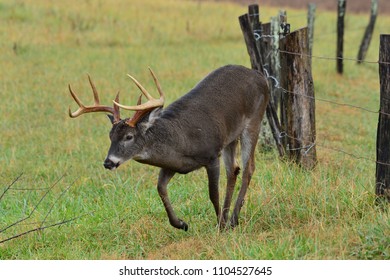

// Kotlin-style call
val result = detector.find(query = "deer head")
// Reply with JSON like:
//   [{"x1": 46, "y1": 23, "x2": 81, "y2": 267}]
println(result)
[{"x1": 68, "y1": 68, "x2": 165, "y2": 170}]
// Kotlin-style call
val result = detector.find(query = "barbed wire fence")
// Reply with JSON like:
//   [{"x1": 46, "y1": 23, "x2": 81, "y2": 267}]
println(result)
[
  {"x1": 240, "y1": 3, "x2": 390, "y2": 202},
  {"x1": 272, "y1": 49, "x2": 390, "y2": 166}
]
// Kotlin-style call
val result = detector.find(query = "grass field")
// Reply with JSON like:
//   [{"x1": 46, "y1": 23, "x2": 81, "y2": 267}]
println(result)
[{"x1": 0, "y1": 0, "x2": 389, "y2": 259}]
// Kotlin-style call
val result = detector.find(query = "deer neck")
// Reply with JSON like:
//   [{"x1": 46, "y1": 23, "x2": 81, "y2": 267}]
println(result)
[{"x1": 133, "y1": 118, "x2": 188, "y2": 170}]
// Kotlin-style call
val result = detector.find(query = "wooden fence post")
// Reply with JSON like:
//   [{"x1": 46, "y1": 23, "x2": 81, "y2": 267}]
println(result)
[
  {"x1": 270, "y1": 16, "x2": 281, "y2": 109},
  {"x1": 280, "y1": 27, "x2": 317, "y2": 169},
  {"x1": 337, "y1": 0, "x2": 346, "y2": 74},
  {"x1": 260, "y1": 22, "x2": 271, "y2": 71},
  {"x1": 357, "y1": 0, "x2": 378, "y2": 63},
  {"x1": 248, "y1": 4, "x2": 261, "y2": 52},
  {"x1": 247, "y1": 4, "x2": 275, "y2": 151},
  {"x1": 239, "y1": 13, "x2": 285, "y2": 157},
  {"x1": 239, "y1": 13, "x2": 264, "y2": 74},
  {"x1": 375, "y1": 34, "x2": 390, "y2": 203},
  {"x1": 307, "y1": 3, "x2": 316, "y2": 56},
  {"x1": 279, "y1": 10, "x2": 289, "y2": 38}
]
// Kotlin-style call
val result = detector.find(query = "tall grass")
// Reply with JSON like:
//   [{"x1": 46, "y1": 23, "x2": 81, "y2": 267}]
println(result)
[{"x1": 0, "y1": 0, "x2": 389, "y2": 259}]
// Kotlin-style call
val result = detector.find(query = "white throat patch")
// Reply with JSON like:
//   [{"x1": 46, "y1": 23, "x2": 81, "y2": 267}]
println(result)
[{"x1": 133, "y1": 151, "x2": 150, "y2": 161}]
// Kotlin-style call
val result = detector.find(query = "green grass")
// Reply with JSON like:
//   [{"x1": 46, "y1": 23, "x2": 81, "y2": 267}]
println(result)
[{"x1": 0, "y1": 0, "x2": 389, "y2": 259}]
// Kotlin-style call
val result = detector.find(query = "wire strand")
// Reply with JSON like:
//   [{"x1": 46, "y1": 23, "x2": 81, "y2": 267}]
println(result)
[
  {"x1": 278, "y1": 49, "x2": 390, "y2": 65},
  {"x1": 280, "y1": 132, "x2": 389, "y2": 167}
]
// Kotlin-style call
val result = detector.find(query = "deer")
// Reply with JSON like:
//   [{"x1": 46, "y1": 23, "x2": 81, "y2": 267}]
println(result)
[{"x1": 68, "y1": 65, "x2": 269, "y2": 231}]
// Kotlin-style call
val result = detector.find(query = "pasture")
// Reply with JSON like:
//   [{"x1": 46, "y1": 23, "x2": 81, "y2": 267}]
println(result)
[{"x1": 0, "y1": 0, "x2": 389, "y2": 259}]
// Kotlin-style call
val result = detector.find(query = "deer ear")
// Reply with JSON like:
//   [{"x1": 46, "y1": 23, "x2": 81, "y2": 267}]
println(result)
[
  {"x1": 107, "y1": 114, "x2": 116, "y2": 124},
  {"x1": 140, "y1": 107, "x2": 162, "y2": 132},
  {"x1": 148, "y1": 107, "x2": 162, "y2": 123}
]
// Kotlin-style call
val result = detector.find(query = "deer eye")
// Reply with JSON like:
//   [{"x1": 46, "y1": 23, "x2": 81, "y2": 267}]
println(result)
[{"x1": 125, "y1": 134, "x2": 134, "y2": 141}]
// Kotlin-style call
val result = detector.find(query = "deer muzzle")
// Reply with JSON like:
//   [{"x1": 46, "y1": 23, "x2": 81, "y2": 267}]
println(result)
[{"x1": 103, "y1": 157, "x2": 121, "y2": 170}]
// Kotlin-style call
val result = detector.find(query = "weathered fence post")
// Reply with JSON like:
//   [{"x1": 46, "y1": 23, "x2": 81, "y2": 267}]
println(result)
[
  {"x1": 337, "y1": 0, "x2": 346, "y2": 74},
  {"x1": 247, "y1": 5, "x2": 274, "y2": 150},
  {"x1": 239, "y1": 12, "x2": 285, "y2": 157},
  {"x1": 375, "y1": 34, "x2": 390, "y2": 203},
  {"x1": 248, "y1": 4, "x2": 262, "y2": 56},
  {"x1": 279, "y1": 10, "x2": 289, "y2": 38},
  {"x1": 278, "y1": 10, "x2": 289, "y2": 136},
  {"x1": 357, "y1": 0, "x2": 378, "y2": 63},
  {"x1": 260, "y1": 22, "x2": 271, "y2": 71},
  {"x1": 307, "y1": 3, "x2": 316, "y2": 56},
  {"x1": 280, "y1": 27, "x2": 317, "y2": 169},
  {"x1": 239, "y1": 13, "x2": 264, "y2": 74},
  {"x1": 270, "y1": 16, "x2": 281, "y2": 109}
]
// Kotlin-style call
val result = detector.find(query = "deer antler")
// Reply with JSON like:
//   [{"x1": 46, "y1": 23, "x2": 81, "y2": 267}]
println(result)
[
  {"x1": 113, "y1": 68, "x2": 165, "y2": 127},
  {"x1": 68, "y1": 75, "x2": 121, "y2": 123}
]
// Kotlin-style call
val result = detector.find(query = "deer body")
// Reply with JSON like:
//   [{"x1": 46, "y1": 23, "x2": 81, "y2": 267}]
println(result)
[{"x1": 69, "y1": 64, "x2": 269, "y2": 231}]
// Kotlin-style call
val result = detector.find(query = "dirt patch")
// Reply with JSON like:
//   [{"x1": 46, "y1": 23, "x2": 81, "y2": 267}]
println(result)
[{"x1": 202, "y1": 0, "x2": 389, "y2": 14}]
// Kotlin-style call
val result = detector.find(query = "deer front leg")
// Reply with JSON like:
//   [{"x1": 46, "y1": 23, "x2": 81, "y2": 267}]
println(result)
[{"x1": 157, "y1": 168, "x2": 188, "y2": 231}]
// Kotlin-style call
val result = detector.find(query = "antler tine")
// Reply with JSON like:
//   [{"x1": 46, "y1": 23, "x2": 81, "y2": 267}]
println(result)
[
  {"x1": 127, "y1": 74, "x2": 154, "y2": 101},
  {"x1": 148, "y1": 67, "x2": 165, "y2": 99},
  {"x1": 136, "y1": 94, "x2": 142, "y2": 105},
  {"x1": 68, "y1": 84, "x2": 85, "y2": 118},
  {"x1": 68, "y1": 76, "x2": 118, "y2": 119},
  {"x1": 88, "y1": 74, "x2": 100, "y2": 105},
  {"x1": 113, "y1": 92, "x2": 121, "y2": 123},
  {"x1": 68, "y1": 84, "x2": 84, "y2": 108},
  {"x1": 113, "y1": 69, "x2": 165, "y2": 112}
]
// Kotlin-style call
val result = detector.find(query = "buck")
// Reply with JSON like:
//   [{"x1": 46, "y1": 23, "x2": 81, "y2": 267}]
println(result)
[{"x1": 68, "y1": 65, "x2": 269, "y2": 231}]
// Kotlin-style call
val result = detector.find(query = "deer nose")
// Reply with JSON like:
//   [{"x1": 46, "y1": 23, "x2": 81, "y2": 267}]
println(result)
[{"x1": 104, "y1": 158, "x2": 116, "y2": 170}]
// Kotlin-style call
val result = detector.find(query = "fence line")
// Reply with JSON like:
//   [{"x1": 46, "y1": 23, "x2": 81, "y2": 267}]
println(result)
[
  {"x1": 278, "y1": 49, "x2": 389, "y2": 65},
  {"x1": 261, "y1": 48, "x2": 390, "y2": 117},
  {"x1": 278, "y1": 86, "x2": 390, "y2": 117},
  {"x1": 267, "y1": 83, "x2": 384, "y2": 167},
  {"x1": 247, "y1": 5, "x2": 390, "y2": 200},
  {"x1": 260, "y1": 49, "x2": 386, "y2": 166},
  {"x1": 280, "y1": 131, "x2": 389, "y2": 167},
  {"x1": 315, "y1": 26, "x2": 368, "y2": 37},
  {"x1": 257, "y1": 36, "x2": 389, "y2": 65},
  {"x1": 264, "y1": 60, "x2": 387, "y2": 117},
  {"x1": 248, "y1": 8, "x2": 385, "y2": 169}
]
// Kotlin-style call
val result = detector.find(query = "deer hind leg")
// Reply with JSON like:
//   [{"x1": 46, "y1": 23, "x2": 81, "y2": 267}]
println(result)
[
  {"x1": 206, "y1": 158, "x2": 222, "y2": 228},
  {"x1": 221, "y1": 140, "x2": 240, "y2": 229},
  {"x1": 157, "y1": 168, "x2": 188, "y2": 231},
  {"x1": 230, "y1": 125, "x2": 260, "y2": 228}
]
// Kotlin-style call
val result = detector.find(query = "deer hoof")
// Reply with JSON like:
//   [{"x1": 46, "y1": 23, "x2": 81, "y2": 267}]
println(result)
[
  {"x1": 170, "y1": 219, "x2": 188, "y2": 231},
  {"x1": 218, "y1": 219, "x2": 228, "y2": 231},
  {"x1": 229, "y1": 216, "x2": 239, "y2": 228},
  {"x1": 179, "y1": 219, "x2": 189, "y2": 231}
]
